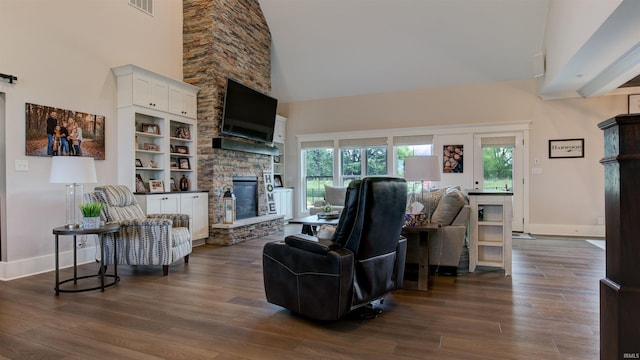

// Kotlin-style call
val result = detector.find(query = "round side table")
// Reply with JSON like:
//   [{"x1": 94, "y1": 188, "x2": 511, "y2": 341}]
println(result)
[{"x1": 53, "y1": 223, "x2": 120, "y2": 295}]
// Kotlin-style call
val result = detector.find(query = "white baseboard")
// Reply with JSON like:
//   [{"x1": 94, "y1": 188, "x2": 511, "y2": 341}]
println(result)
[
  {"x1": 527, "y1": 223, "x2": 605, "y2": 238},
  {"x1": 0, "y1": 245, "x2": 98, "y2": 281}
]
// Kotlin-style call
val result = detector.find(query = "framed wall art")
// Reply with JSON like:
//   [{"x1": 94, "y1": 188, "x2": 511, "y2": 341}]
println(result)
[
  {"x1": 144, "y1": 143, "x2": 159, "y2": 151},
  {"x1": 179, "y1": 157, "x2": 191, "y2": 170},
  {"x1": 629, "y1": 94, "x2": 640, "y2": 114},
  {"x1": 274, "y1": 174, "x2": 283, "y2": 187},
  {"x1": 142, "y1": 123, "x2": 160, "y2": 135},
  {"x1": 149, "y1": 179, "x2": 164, "y2": 193},
  {"x1": 135, "y1": 174, "x2": 147, "y2": 193},
  {"x1": 549, "y1": 139, "x2": 584, "y2": 158},
  {"x1": 175, "y1": 145, "x2": 189, "y2": 154},
  {"x1": 25, "y1": 102, "x2": 106, "y2": 159},
  {"x1": 443, "y1": 144, "x2": 463, "y2": 173}
]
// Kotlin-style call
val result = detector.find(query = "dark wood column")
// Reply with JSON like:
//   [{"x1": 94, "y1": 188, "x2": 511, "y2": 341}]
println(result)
[{"x1": 598, "y1": 114, "x2": 640, "y2": 359}]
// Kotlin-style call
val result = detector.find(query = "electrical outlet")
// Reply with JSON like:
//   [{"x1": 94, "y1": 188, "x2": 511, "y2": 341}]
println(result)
[{"x1": 77, "y1": 235, "x2": 87, "y2": 248}]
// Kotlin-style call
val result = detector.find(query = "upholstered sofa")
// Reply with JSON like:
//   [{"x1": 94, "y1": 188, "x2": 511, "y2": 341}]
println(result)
[
  {"x1": 309, "y1": 185, "x2": 347, "y2": 215},
  {"x1": 405, "y1": 187, "x2": 470, "y2": 273}
]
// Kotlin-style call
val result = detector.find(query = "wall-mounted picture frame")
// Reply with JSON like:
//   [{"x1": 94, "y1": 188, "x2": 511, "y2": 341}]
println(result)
[
  {"x1": 179, "y1": 157, "x2": 191, "y2": 170},
  {"x1": 142, "y1": 123, "x2": 160, "y2": 135},
  {"x1": 549, "y1": 138, "x2": 584, "y2": 158},
  {"x1": 175, "y1": 145, "x2": 189, "y2": 154},
  {"x1": 175, "y1": 126, "x2": 190, "y2": 139},
  {"x1": 135, "y1": 158, "x2": 143, "y2": 167},
  {"x1": 629, "y1": 94, "x2": 640, "y2": 114},
  {"x1": 149, "y1": 179, "x2": 164, "y2": 193},
  {"x1": 25, "y1": 102, "x2": 106, "y2": 159},
  {"x1": 274, "y1": 174, "x2": 283, "y2": 187},
  {"x1": 443, "y1": 144, "x2": 463, "y2": 173},
  {"x1": 144, "y1": 143, "x2": 159, "y2": 151},
  {"x1": 135, "y1": 174, "x2": 147, "y2": 193}
]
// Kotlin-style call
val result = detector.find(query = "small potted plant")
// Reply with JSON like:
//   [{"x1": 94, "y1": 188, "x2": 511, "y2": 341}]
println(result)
[
  {"x1": 79, "y1": 201, "x2": 103, "y2": 229},
  {"x1": 322, "y1": 203, "x2": 333, "y2": 213}
]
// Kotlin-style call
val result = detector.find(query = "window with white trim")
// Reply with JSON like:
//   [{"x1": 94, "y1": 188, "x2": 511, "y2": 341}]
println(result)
[{"x1": 301, "y1": 140, "x2": 334, "y2": 209}]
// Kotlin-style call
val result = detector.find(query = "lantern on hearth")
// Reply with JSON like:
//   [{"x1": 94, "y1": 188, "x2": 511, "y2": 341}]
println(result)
[{"x1": 222, "y1": 187, "x2": 236, "y2": 224}]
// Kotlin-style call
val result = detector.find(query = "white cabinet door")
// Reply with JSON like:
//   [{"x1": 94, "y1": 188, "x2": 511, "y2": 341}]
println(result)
[
  {"x1": 273, "y1": 190, "x2": 283, "y2": 215},
  {"x1": 182, "y1": 91, "x2": 197, "y2": 119},
  {"x1": 273, "y1": 188, "x2": 293, "y2": 220},
  {"x1": 133, "y1": 73, "x2": 168, "y2": 112},
  {"x1": 169, "y1": 85, "x2": 198, "y2": 119},
  {"x1": 181, "y1": 192, "x2": 209, "y2": 240},
  {"x1": 282, "y1": 188, "x2": 293, "y2": 220},
  {"x1": 136, "y1": 194, "x2": 180, "y2": 214}
]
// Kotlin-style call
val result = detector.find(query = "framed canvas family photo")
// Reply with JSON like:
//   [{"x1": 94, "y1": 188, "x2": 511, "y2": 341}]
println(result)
[{"x1": 25, "y1": 103, "x2": 106, "y2": 159}]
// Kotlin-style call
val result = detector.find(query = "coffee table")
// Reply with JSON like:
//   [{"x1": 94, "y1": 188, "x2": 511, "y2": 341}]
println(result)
[{"x1": 289, "y1": 215, "x2": 339, "y2": 236}]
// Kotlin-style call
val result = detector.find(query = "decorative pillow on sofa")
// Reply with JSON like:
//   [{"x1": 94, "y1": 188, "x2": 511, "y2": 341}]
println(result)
[
  {"x1": 431, "y1": 189, "x2": 465, "y2": 225},
  {"x1": 407, "y1": 188, "x2": 446, "y2": 218},
  {"x1": 325, "y1": 185, "x2": 347, "y2": 206}
]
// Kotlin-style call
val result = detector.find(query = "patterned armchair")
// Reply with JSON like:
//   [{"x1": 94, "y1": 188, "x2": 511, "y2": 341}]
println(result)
[{"x1": 87, "y1": 185, "x2": 192, "y2": 276}]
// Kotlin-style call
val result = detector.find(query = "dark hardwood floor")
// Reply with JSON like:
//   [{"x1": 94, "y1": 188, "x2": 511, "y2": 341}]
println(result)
[{"x1": 0, "y1": 226, "x2": 604, "y2": 359}]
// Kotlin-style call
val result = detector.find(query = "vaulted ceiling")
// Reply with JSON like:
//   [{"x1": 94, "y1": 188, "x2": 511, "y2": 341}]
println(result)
[{"x1": 259, "y1": 0, "x2": 640, "y2": 104}]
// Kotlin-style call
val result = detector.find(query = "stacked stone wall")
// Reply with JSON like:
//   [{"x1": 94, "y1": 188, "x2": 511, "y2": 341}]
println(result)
[{"x1": 183, "y1": 0, "x2": 277, "y2": 244}]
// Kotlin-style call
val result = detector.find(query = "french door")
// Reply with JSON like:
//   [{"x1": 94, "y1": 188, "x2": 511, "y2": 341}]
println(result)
[{"x1": 473, "y1": 133, "x2": 524, "y2": 232}]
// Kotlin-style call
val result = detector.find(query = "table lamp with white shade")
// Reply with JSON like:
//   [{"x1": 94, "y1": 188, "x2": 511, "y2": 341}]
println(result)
[
  {"x1": 49, "y1": 157, "x2": 97, "y2": 228},
  {"x1": 404, "y1": 155, "x2": 441, "y2": 221}
]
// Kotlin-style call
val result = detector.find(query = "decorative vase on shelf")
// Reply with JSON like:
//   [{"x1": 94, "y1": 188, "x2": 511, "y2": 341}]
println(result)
[{"x1": 180, "y1": 175, "x2": 190, "y2": 191}]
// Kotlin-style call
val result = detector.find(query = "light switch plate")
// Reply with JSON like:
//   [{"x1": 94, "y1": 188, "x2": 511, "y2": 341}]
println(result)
[{"x1": 15, "y1": 159, "x2": 29, "y2": 171}]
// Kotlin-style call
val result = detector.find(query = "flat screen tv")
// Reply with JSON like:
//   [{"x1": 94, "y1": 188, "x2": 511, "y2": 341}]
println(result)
[{"x1": 220, "y1": 78, "x2": 278, "y2": 143}]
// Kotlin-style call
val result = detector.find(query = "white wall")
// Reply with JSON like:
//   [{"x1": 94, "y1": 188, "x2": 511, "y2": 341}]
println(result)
[
  {"x1": 0, "y1": 0, "x2": 184, "y2": 279},
  {"x1": 282, "y1": 79, "x2": 626, "y2": 237}
]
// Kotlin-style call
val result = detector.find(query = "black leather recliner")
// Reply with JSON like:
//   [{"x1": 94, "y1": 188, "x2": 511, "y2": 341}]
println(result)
[{"x1": 263, "y1": 177, "x2": 408, "y2": 321}]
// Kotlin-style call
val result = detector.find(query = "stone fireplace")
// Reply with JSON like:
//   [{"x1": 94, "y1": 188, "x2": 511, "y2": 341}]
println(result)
[
  {"x1": 208, "y1": 147, "x2": 284, "y2": 245},
  {"x1": 183, "y1": 0, "x2": 280, "y2": 245}
]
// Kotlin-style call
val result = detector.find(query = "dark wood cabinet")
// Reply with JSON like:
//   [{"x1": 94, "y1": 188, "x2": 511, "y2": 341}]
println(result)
[{"x1": 598, "y1": 114, "x2": 640, "y2": 359}]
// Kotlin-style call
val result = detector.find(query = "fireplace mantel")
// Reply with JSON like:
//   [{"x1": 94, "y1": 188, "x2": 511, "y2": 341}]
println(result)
[{"x1": 212, "y1": 137, "x2": 279, "y2": 156}]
